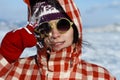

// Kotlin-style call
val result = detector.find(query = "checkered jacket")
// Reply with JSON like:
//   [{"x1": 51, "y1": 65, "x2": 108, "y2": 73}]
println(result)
[
  {"x1": 0, "y1": 50, "x2": 116, "y2": 80},
  {"x1": 0, "y1": 26, "x2": 116, "y2": 79},
  {"x1": 0, "y1": 0, "x2": 116, "y2": 80}
]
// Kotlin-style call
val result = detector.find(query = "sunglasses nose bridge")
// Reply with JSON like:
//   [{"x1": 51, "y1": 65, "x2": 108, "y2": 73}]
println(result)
[{"x1": 49, "y1": 25, "x2": 61, "y2": 39}]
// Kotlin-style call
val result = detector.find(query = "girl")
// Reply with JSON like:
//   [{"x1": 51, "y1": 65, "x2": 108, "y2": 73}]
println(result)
[{"x1": 0, "y1": 0, "x2": 116, "y2": 80}]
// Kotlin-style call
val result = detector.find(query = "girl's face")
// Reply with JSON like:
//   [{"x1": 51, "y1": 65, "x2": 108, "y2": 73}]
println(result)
[{"x1": 45, "y1": 19, "x2": 74, "y2": 51}]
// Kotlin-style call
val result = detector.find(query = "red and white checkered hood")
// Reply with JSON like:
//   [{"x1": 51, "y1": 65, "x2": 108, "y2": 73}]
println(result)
[
  {"x1": 24, "y1": 0, "x2": 82, "y2": 39},
  {"x1": 24, "y1": 0, "x2": 82, "y2": 72}
]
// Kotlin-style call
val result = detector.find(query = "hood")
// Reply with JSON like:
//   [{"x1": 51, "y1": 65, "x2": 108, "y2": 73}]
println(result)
[
  {"x1": 23, "y1": 0, "x2": 82, "y2": 39},
  {"x1": 24, "y1": 0, "x2": 83, "y2": 72}
]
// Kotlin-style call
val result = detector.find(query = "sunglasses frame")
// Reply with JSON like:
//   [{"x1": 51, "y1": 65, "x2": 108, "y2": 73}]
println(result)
[{"x1": 35, "y1": 18, "x2": 73, "y2": 38}]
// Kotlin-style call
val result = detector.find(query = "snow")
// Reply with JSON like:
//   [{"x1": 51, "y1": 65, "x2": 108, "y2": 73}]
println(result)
[
  {"x1": 0, "y1": 23, "x2": 120, "y2": 79},
  {"x1": 82, "y1": 31, "x2": 120, "y2": 79}
]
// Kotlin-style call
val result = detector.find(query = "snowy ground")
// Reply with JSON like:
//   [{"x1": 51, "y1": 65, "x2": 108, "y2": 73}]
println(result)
[
  {"x1": 82, "y1": 30, "x2": 120, "y2": 80},
  {"x1": 0, "y1": 27, "x2": 120, "y2": 80}
]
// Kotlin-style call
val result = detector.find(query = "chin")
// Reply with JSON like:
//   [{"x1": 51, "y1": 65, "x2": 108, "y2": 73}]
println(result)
[
  {"x1": 52, "y1": 44, "x2": 72, "y2": 52},
  {"x1": 53, "y1": 48, "x2": 62, "y2": 52},
  {"x1": 51, "y1": 46, "x2": 63, "y2": 51}
]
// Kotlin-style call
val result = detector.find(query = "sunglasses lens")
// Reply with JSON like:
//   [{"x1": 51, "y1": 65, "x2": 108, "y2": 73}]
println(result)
[
  {"x1": 57, "y1": 19, "x2": 71, "y2": 33},
  {"x1": 35, "y1": 18, "x2": 72, "y2": 38},
  {"x1": 38, "y1": 23, "x2": 51, "y2": 34}
]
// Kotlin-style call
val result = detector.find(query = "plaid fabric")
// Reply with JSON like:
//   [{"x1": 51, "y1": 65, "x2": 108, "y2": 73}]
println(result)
[
  {"x1": 37, "y1": 44, "x2": 116, "y2": 80},
  {"x1": 58, "y1": 0, "x2": 82, "y2": 37},
  {"x1": 0, "y1": 54, "x2": 41, "y2": 80},
  {"x1": 0, "y1": 0, "x2": 116, "y2": 80},
  {"x1": 0, "y1": 52, "x2": 116, "y2": 80}
]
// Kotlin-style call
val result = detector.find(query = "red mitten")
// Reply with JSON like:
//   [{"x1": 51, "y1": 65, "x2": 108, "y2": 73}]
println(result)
[{"x1": 0, "y1": 25, "x2": 37, "y2": 63}]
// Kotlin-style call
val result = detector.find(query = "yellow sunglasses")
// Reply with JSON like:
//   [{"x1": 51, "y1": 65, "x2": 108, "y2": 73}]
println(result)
[{"x1": 35, "y1": 18, "x2": 73, "y2": 38}]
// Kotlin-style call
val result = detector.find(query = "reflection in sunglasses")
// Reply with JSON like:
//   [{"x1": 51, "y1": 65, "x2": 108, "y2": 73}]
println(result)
[{"x1": 34, "y1": 18, "x2": 73, "y2": 39}]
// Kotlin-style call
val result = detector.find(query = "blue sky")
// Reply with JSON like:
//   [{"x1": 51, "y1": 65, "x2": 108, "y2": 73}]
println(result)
[
  {"x1": 0, "y1": 0, "x2": 120, "y2": 27},
  {"x1": 75, "y1": 0, "x2": 120, "y2": 27}
]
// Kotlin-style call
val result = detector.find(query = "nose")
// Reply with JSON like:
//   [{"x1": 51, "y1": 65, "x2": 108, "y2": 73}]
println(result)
[{"x1": 50, "y1": 25, "x2": 61, "y2": 39}]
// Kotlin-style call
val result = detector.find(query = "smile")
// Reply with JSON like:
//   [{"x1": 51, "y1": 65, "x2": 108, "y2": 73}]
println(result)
[{"x1": 52, "y1": 41, "x2": 65, "y2": 47}]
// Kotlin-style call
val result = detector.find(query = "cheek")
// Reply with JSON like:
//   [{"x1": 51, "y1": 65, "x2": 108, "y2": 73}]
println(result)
[{"x1": 64, "y1": 28, "x2": 74, "y2": 45}]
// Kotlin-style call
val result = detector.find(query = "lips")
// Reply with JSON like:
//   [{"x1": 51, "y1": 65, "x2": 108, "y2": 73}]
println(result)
[{"x1": 51, "y1": 41, "x2": 65, "y2": 47}]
